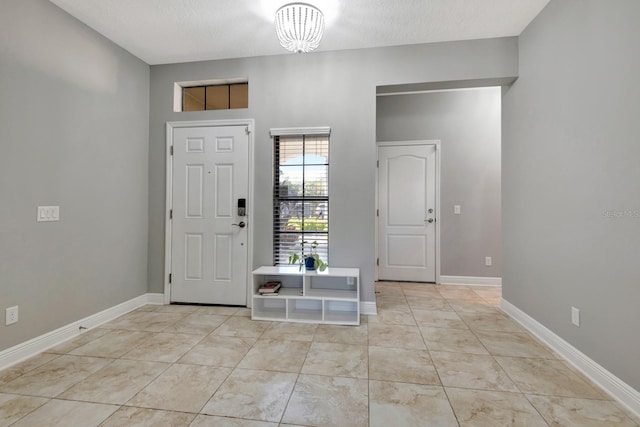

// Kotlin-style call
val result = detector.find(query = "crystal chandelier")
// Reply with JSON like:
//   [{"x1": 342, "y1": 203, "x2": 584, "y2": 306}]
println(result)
[{"x1": 275, "y1": 3, "x2": 325, "y2": 53}]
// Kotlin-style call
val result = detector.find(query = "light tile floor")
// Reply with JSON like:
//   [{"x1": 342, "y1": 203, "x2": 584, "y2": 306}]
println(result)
[{"x1": 1, "y1": 283, "x2": 638, "y2": 426}]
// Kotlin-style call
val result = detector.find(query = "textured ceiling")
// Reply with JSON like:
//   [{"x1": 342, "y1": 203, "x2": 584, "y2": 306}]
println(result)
[{"x1": 50, "y1": 0, "x2": 550, "y2": 65}]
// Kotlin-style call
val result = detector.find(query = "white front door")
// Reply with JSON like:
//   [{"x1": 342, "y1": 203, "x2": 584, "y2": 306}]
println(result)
[
  {"x1": 170, "y1": 125, "x2": 249, "y2": 305},
  {"x1": 378, "y1": 144, "x2": 437, "y2": 282}
]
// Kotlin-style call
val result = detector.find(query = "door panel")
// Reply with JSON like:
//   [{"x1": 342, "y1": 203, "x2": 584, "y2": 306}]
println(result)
[
  {"x1": 213, "y1": 234, "x2": 232, "y2": 281},
  {"x1": 171, "y1": 125, "x2": 248, "y2": 305},
  {"x1": 185, "y1": 234, "x2": 203, "y2": 280},
  {"x1": 186, "y1": 165, "x2": 204, "y2": 217},
  {"x1": 187, "y1": 137, "x2": 204, "y2": 152},
  {"x1": 215, "y1": 164, "x2": 233, "y2": 217},
  {"x1": 379, "y1": 144, "x2": 436, "y2": 282},
  {"x1": 387, "y1": 235, "x2": 426, "y2": 267}
]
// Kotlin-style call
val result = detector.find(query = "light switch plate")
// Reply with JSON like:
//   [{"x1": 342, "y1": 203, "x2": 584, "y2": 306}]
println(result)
[
  {"x1": 37, "y1": 206, "x2": 60, "y2": 222},
  {"x1": 454, "y1": 205, "x2": 461, "y2": 215},
  {"x1": 571, "y1": 306, "x2": 580, "y2": 327}
]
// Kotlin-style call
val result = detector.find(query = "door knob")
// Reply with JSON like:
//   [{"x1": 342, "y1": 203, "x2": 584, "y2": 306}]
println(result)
[
  {"x1": 232, "y1": 221, "x2": 246, "y2": 228},
  {"x1": 426, "y1": 218, "x2": 434, "y2": 223}
]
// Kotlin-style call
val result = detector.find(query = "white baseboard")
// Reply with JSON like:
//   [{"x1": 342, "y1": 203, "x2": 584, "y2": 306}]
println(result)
[
  {"x1": 440, "y1": 275, "x2": 502, "y2": 286},
  {"x1": 360, "y1": 301, "x2": 377, "y2": 316},
  {"x1": 146, "y1": 293, "x2": 165, "y2": 305},
  {"x1": 501, "y1": 298, "x2": 640, "y2": 419},
  {"x1": 0, "y1": 293, "x2": 159, "y2": 372}
]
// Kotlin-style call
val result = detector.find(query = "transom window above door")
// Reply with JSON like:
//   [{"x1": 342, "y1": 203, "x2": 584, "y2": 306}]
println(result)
[
  {"x1": 173, "y1": 78, "x2": 248, "y2": 112},
  {"x1": 183, "y1": 83, "x2": 248, "y2": 111}
]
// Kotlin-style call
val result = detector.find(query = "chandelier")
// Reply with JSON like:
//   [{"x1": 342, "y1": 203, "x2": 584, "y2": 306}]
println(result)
[{"x1": 275, "y1": 3, "x2": 325, "y2": 53}]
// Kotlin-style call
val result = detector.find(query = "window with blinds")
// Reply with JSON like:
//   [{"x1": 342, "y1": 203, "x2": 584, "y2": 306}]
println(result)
[{"x1": 273, "y1": 132, "x2": 329, "y2": 266}]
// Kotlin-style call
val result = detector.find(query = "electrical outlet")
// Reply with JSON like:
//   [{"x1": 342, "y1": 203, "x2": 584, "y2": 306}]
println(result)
[
  {"x1": 571, "y1": 306, "x2": 580, "y2": 327},
  {"x1": 454, "y1": 205, "x2": 461, "y2": 215},
  {"x1": 5, "y1": 306, "x2": 18, "y2": 325},
  {"x1": 347, "y1": 277, "x2": 355, "y2": 285},
  {"x1": 485, "y1": 256, "x2": 492, "y2": 267}
]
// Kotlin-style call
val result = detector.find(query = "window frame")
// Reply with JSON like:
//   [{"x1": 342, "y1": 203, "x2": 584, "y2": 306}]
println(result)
[
  {"x1": 271, "y1": 127, "x2": 331, "y2": 266},
  {"x1": 181, "y1": 82, "x2": 248, "y2": 111}
]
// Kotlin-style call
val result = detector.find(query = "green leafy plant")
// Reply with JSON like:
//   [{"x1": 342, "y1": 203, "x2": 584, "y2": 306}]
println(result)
[
  {"x1": 288, "y1": 240, "x2": 327, "y2": 272},
  {"x1": 285, "y1": 217, "x2": 328, "y2": 232}
]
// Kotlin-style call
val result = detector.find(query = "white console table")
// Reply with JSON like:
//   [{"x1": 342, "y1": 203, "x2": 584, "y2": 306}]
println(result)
[{"x1": 251, "y1": 266, "x2": 360, "y2": 325}]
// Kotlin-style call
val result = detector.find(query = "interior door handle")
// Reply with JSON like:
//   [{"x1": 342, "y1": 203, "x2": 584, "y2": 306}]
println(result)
[
  {"x1": 232, "y1": 221, "x2": 246, "y2": 228},
  {"x1": 426, "y1": 218, "x2": 434, "y2": 223}
]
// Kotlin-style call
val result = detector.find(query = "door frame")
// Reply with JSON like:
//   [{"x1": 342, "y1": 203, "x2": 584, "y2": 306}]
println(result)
[
  {"x1": 375, "y1": 140, "x2": 441, "y2": 284},
  {"x1": 164, "y1": 119, "x2": 255, "y2": 305}
]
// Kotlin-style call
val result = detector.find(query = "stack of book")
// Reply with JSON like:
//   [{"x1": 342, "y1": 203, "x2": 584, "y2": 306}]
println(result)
[{"x1": 258, "y1": 281, "x2": 281, "y2": 296}]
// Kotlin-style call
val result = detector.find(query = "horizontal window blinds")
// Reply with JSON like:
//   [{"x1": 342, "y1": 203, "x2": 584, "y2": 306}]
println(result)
[{"x1": 273, "y1": 133, "x2": 329, "y2": 266}]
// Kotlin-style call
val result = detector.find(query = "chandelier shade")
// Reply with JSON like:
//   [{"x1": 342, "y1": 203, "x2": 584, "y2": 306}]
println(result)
[{"x1": 275, "y1": 3, "x2": 325, "y2": 53}]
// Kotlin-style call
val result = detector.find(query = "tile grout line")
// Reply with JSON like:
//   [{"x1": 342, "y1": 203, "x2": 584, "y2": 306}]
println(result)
[
  {"x1": 445, "y1": 289, "x2": 552, "y2": 425},
  {"x1": 410, "y1": 286, "x2": 462, "y2": 427},
  {"x1": 196, "y1": 315, "x2": 272, "y2": 417},
  {"x1": 275, "y1": 326, "x2": 313, "y2": 426}
]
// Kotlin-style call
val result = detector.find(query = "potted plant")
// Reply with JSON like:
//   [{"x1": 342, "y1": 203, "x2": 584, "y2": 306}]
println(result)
[{"x1": 289, "y1": 240, "x2": 327, "y2": 272}]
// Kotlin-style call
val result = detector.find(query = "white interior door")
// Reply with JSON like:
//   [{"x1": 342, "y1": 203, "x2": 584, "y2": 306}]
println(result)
[
  {"x1": 171, "y1": 125, "x2": 248, "y2": 305},
  {"x1": 378, "y1": 144, "x2": 437, "y2": 282}
]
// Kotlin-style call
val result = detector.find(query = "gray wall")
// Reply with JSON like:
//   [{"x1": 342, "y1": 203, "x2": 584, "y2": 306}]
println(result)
[
  {"x1": 377, "y1": 88, "x2": 502, "y2": 278},
  {"x1": 0, "y1": 0, "x2": 150, "y2": 351},
  {"x1": 149, "y1": 38, "x2": 518, "y2": 302},
  {"x1": 503, "y1": 0, "x2": 640, "y2": 390}
]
